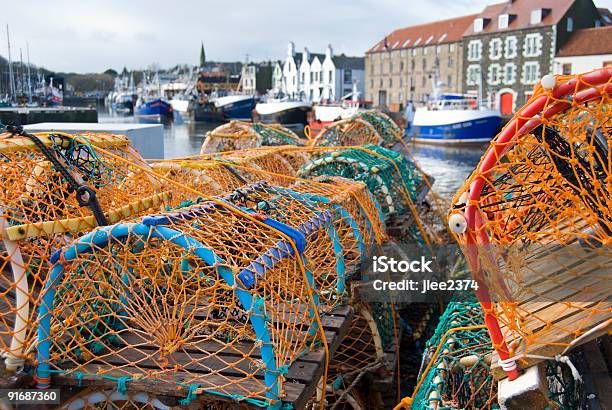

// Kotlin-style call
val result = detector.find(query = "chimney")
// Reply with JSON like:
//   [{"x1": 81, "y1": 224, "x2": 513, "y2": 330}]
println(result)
[
  {"x1": 326, "y1": 44, "x2": 333, "y2": 59},
  {"x1": 287, "y1": 41, "x2": 295, "y2": 57},
  {"x1": 303, "y1": 47, "x2": 310, "y2": 62}
]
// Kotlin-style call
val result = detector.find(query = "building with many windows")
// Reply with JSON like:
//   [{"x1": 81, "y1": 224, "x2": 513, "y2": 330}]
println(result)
[
  {"x1": 462, "y1": 0, "x2": 603, "y2": 115},
  {"x1": 273, "y1": 42, "x2": 364, "y2": 102},
  {"x1": 365, "y1": 14, "x2": 475, "y2": 111}
]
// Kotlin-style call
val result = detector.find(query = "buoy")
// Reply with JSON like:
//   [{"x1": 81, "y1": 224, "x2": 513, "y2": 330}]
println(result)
[
  {"x1": 448, "y1": 212, "x2": 467, "y2": 234},
  {"x1": 541, "y1": 74, "x2": 556, "y2": 90},
  {"x1": 456, "y1": 191, "x2": 468, "y2": 207}
]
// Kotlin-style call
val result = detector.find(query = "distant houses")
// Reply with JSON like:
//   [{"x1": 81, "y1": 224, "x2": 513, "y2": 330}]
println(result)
[
  {"x1": 273, "y1": 42, "x2": 365, "y2": 102},
  {"x1": 365, "y1": 0, "x2": 611, "y2": 113}
]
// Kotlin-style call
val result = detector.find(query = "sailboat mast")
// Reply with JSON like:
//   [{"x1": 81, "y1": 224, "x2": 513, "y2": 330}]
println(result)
[
  {"x1": 26, "y1": 42, "x2": 32, "y2": 104},
  {"x1": 6, "y1": 24, "x2": 16, "y2": 103}
]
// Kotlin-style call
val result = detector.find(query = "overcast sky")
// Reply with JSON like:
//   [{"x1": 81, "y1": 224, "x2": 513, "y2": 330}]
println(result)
[{"x1": 6, "y1": 0, "x2": 612, "y2": 73}]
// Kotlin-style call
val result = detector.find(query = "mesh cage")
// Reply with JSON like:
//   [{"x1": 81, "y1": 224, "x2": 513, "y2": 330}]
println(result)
[
  {"x1": 35, "y1": 197, "x2": 323, "y2": 407},
  {"x1": 0, "y1": 131, "x2": 171, "y2": 371},
  {"x1": 297, "y1": 144, "x2": 423, "y2": 220},
  {"x1": 312, "y1": 118, "x2": 383, "y2": 147},
  {"x1": 59, "y1": 388, "x2": 174, "y2": 410},
  {"x1": 448, "y1": 69, "x2": 612, "y2": 379},
  {"x1": 400, "y1": 293, "x2": 497, "y2": 410},
  {"x1": 200, "y1": 122, "x2": 304, "y2": 154},
  {"x1": 355, "y1": 111, "x2": 403, "y2": 148}
]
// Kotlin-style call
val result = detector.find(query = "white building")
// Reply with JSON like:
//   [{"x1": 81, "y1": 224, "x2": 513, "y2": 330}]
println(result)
[
  {"x1": 276, "y1": 42, "x2": 365, "y2": 103},
  {"x1": 554, "y1": 26, "x2": 612, "y2": 74}
]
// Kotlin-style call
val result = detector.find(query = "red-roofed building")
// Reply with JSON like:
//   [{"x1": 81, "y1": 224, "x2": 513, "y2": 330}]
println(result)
[
  {"x1": 462, "y1": 0, "x2": 602, "y2": 115},
  {"x1": 365, "y1": 14, "x2": 476, "y2": 110},
  {"x1": 555, "y1": 26, "x2": 612, "y2": 74}
]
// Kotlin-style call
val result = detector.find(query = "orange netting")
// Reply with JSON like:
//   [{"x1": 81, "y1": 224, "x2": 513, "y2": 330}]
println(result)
[
  {"x1": 200, "y1": 121, "x2": 305, "y2": 154},
  {"x1": 0, "y1": 131, "x2": 172, "y2": 371},
  {"x1": 448, "y1": 68, "x2": 612, "y2": 379}
]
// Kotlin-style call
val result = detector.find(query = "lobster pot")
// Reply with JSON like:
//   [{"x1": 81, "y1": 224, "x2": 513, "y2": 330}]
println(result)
[
  {"x1": 449, "y1": 69, "x2": 612, "y2": 375},
  {"x1": 405, "y1": 294, "x2": 497, "y2": 410},
  {"x1": 297, "y1": 144, "x2": 423, "y2": 220},
  {"x1": 312, "y1": 118, "x2": 382, "y2": 147},
  {"x1": 355, "y1": 111, "x2": 402, "y2": 148},
  {"x1": 200, "y1": 121, "x2": 304, "y2": 155},
  {"x1": 35, "y1": 198, "x2": 325, "y2": 407},
  {"x1": 0, "y1": 132, "x2": 170, "y2": 369},
  {"x1": 58, "y1": 388, "x2": 174, "y2": 410},
  {"x1": 216, "y1": 182, "x2": 357, "y2": 309}
]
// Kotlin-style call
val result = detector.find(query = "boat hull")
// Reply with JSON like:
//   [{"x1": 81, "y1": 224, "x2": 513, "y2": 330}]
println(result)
[
  {"x1": 257, "y1": 106, "x2": 310, "y2": 131},
  {"x1": 194, "y1": 97, "x2": 255, "y2": 123},
  {"x1": 410, "y1": 109, "x2": 501, "y2": 144},
  {"x1": 135, "y1": 99, "x2": 173, "y2": 120}
]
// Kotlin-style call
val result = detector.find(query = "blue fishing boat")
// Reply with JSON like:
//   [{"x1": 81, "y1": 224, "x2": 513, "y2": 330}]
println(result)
[
  {"x1": 194, "y1": 94, "x2": 256, "y2": 122},
  {"x1": 410, "y1": 95, "x2": 502, "y2": 144},
  {"x1": 134, "y1": 98, "x2": 173, "y2": 121}
]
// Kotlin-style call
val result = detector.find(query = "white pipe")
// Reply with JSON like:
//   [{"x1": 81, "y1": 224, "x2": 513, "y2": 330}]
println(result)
[{"x1": 0, "y1": 216, "x2": 29, "y2": 371}]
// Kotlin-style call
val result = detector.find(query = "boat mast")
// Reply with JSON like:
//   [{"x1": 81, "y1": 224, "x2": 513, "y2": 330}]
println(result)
[
  {"x1": 477, "y1": 63, "x2": 483, "y2": 109},
  {"x1": 26, "y1": 42, "x2": 32, "y2": 104},
  {"x1": 6, "y1": 24, "x2": 16, "y2": 103}
]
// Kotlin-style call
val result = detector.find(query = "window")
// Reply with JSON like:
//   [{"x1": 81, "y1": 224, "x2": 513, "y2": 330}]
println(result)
[
  {"x1": 523, "y1": 33, "x2": 542, "y2": 57},
  {"x1": 467, "y1": 40, "x2": 482, "y2": 61},
  {"x1": 503, "y1": 63, "x2": 516, "y2": 84},
  {"x1": 522, "y1": 61, "x2": 540, "y2": 84},
  {"x1": 567, "y1": 17, "x2": 574, "y2": 32},
  {"x1": 488, "y1": 64, "x2": 502, "y2": 85},
  {"x1": 400, "y1": 61, "x2": 404, "y2": 71},
  {"x1": 411, "y1": 60, "x2": 415, "y2": 70},
  {"x1": 328, "y1": 70, "x2": 333, "y2": 82},
  {"x1": 370, "y1": 79, "x2": 374, "y2": 88},
  {"x1": 498, "y1": 14, "x2": 509, "y2": 29},
  {"x1": 504, "y1": 36, "x2": 517, "y2": 58},
  {"x1": 436, "y1": 45, "x2": 441, "y2": 54},
  {"x1": 562, "y1": 63, "x2": 572, "y2": 75},
  {"x1": 390, "y1": 62, "x2": 393, "y2": 73},
  {"x1": 489, "y1": 38, "x2": 502, "y2": 60},
  {"x1": 448, "y1": 57, "x2": 454, "y2": 68},
  {"x1": 423, "y1": 46, "x2": 428, "y2": 55},
  {"x1": 380, "y1": 63, "x2": 384, "y2": 73},
  {"x1": 412, "y1": 48, "x2": 417, "y2": 56},
  {"x1": 422, "y1": 59, "x2": 426, "y2": 70},
  {"x1": 466, "y1": 64, "x2": 481, "y2": 86},
  {"x1": 474, "y1": 18, "x2": 484, "y2": 33},
  {"x1": 389, "y1": 78, "x2": 392, "y2": 87},
  {"x1": 422, "y1": 76, "x2": 427, "y2": 86},
  {"x1": 447, "y1": 75, "x2": 452, "y2": 87},
  {"x1": 343, "y1": 69, "x2": 352, "y2": 83},
  {"x1": 531, "y1": 9, "x2": 542, "y2": 24},
  {"x1": 301, "y1": 73, "x2": 305, "y2": 82},
  {"x1": 449, "y1": 43, "x2": 455, "y2": 52},
  {"x1": 400, "y1": 77, "x2": 403, "y2": 87},
  {"x1": 380, "y1": 78, "x2": 383, "y2": 87},
  {"x1": 399, "y1": 91, "x2": 404, "y2": 102}
]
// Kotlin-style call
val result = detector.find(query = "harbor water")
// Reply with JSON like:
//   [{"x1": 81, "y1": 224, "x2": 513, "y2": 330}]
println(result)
[{"x1": 99, "y1": 110, "x2": 488, "y2": 199}]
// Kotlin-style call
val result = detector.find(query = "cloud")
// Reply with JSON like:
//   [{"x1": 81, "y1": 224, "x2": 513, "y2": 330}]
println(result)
[{"x1": 4, "y1": 0, "x2": 612, "y2": 72}]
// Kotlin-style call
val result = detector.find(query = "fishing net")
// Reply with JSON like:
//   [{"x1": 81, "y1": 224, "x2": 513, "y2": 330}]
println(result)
[
  {"x1": 0, "y1": 130, "x2": 171, "y2": 372},
  {"x1": 59, "y1": 388, "x2": 175, "y2": 410},
  {"x1": 200, "y1": 122, "x2": 304, "y2": 154},
  {"x1": 312, "y1": 118, "x2": 383, "y2": 147},
  {"x1": 448, "y1": 69, "x2": 612, "y2": 380},
  {"x1": 397, "y1": 293, "x2": 497, "y2": 410},
  {"x1": 297, "y1": 144, "x2": 425, "y2": 231},
  {"x1": 355, "y1": 111, "x2": 403, "y2": 148},
  {"x1": 35, "y1": 193, "x2": 325, "y2": 407}
]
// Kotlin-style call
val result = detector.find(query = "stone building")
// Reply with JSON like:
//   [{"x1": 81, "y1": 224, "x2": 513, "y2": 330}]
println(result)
[
  {"x1": 365, "y1": 14, "x2": 475, "y2": 111},
  {"x1": 462, "y1": 0, "x2": 603, "y2": 115}
]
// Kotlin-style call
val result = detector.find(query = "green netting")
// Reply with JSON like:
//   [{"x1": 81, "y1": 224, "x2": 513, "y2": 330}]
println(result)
[
  {"x1": 356, "y1": 111, "x2": 402, "y2": 147},
  {"x1": 252, "y1": 123, "x2": 305, "y2": 146},
  {"x1": 410, "y1": 293, "x2": 498, "y2": 410},
  {"x1": 297, "y1": 144, "x2": 423, "y2": 219}
]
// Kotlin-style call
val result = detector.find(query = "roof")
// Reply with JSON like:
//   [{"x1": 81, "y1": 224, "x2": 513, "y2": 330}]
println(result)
[
  {"x1": 332, "y1": 55, "x2": 364, "y2": 70},
  {"x1": 557, "y1": 26, "x2": 612, "y2": 56},
  {"x1": 308, "y1": 53, "x2": 326, "y2": 64},
  {"x1": 463, "y1": 0, "x2": 575, "y2": 36},
  {"x1": 367, "y1": 14, "x2": 477, "y2": 53},
  {"x1": 598, "y1": 8, "x2": 612, "y2": 25}
]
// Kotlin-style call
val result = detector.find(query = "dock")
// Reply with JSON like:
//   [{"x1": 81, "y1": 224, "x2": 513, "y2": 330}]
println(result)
[{"x1": 0, "y1": 106, "x2": 97, "y2": 126}]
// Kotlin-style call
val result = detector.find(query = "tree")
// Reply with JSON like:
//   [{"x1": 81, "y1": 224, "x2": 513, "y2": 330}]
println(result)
[
  {"x1": 199, "y1": 42, "x2": 206, "y2": 68},
  {"x1": 104, "y1": 68, "x2": 118, "y2": 77}
]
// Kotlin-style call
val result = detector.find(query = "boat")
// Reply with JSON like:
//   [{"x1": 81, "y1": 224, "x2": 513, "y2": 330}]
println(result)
[
  {"x1": 254, "y1": 100, "x2": 312, "y2": 131},
  {"x1": 408, "y1": 60, "x2": 501, "y2": 144},
  {"x1": 307, "y1": 100, "x2": 372, "y2": 136},
  {"x1": 114, "y1": 92, "x2": 135, "y2": 115},
  {"x1": 409, "y1": 94, "x2": 502, "y2": 144},
  {"x1": 194, "y1": 94, "x2": 256, "y2": 123},
  {"x1": 134, "y1": 98, "x2": 173, "y2": 121}
]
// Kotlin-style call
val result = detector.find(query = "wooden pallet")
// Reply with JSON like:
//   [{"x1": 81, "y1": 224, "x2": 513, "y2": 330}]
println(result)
[
  {"x1": 51, "y1": 305, "x2": 354, "y2": 409},
  {"x1": 489, "y1": 239, "x2": 611, "y2": 379}
]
